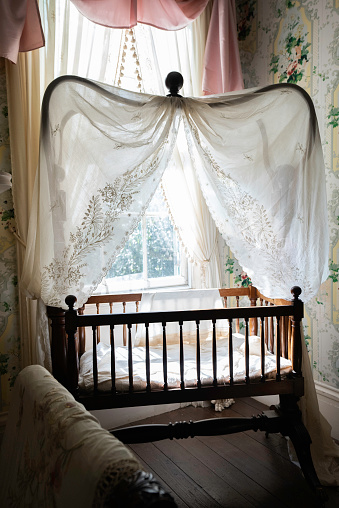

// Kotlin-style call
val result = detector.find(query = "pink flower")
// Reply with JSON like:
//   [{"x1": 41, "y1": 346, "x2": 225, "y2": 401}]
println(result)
[
  {"x1": 295, "y1": 46, "x2": 301, "y2": 60},
  {"x1": 287, "y1": 60, "x2": 298, "y2": 76}
]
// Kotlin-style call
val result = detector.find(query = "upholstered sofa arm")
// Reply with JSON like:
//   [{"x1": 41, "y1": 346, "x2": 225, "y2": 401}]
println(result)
[{"x1": 0, "y1": 365, "x2": 176, "y2": 508}]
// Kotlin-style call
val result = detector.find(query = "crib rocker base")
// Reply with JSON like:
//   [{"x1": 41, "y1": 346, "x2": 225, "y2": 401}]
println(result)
[{"x1": 111, "y1": 394, "x2": 327, "y2": 505}]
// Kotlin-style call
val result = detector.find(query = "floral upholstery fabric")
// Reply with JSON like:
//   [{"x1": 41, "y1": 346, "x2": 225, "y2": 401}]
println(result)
[{"x1": 0, "y1": 365, "x2": 141, "y2": 507}]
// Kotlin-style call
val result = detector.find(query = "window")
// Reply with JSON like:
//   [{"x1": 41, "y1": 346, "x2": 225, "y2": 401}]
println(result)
[{"x1": 96, "y1": 186, "x2": 188, "y2": 293}]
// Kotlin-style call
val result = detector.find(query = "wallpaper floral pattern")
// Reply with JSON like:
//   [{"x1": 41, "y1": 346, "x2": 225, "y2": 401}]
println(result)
[
  {"x1": 0, "y1": 58, "x2": 20, "y2": 412},
  {"x1": 231, "y1": 0, "x2": 339, "y2": 389}
]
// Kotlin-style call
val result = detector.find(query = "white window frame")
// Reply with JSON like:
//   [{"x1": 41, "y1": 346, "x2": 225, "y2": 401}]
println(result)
[{"x1": 95, "y1": 200, "x2": 190, "y2": 295}]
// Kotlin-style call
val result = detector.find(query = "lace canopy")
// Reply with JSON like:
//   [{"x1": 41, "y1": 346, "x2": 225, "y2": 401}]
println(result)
[{"x1": 22, "y1": 76, "x2": 328, "y2": 308}]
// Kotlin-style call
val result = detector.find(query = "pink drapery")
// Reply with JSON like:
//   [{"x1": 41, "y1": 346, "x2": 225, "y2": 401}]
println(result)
[
  {"x1": 70, "y1": 0, "x2": 209, "y2": 30},
  {"x1": 0, "y1": 0, "x2": 45, "y2": 64},
  {"x1": 202, "y1": 0, "x2": 244, "y2": 94},
  {"x1": 70, "y1": 0, "x2": 243, "y2": 93},
  {"x1": 0, "y1": 0, "x2": 243, "y2": 93}
]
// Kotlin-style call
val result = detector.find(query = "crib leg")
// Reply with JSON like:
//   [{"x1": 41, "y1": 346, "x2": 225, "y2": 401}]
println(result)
[{"x1": 277, "y1": 394, "x2": 327, "y2": 505}]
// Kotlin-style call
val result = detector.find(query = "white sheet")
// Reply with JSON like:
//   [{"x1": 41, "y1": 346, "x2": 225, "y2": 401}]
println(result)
[{"x1": 79, "y1": 334, "x2": 292, "y2": 392}]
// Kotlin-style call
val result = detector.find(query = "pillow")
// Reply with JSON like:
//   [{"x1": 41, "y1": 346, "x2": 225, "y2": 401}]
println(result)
[
  {"x1": 134, "y1": 289, "x2": 226, "y2": 347},
  {"x1": 238, "y1": 335, "x2": 268, "y2": 356}
]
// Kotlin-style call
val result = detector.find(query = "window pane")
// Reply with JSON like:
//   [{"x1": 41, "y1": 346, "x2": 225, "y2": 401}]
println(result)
[
  {"x1": 103, "y1": 186, "x2": 185, "y2": 290},
  {"x1": 147, "y1": 216, "x2": 180, "y2": 278},
  {"x1": 106, "y1": 222, "x2": 143, "y2": 278},
  {"x1": 146, "y1": 187, "x2": 165, "y2": 213}
]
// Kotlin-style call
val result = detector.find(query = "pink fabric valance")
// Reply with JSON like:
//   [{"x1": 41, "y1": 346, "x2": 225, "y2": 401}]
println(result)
[
  {"x1": 70, "y1": 0, "x2": 209, "y2": 30},
  {"x1": 0, "y1": 0, "x2": 45, "y2": 64},
  {"x1": 0, "y1": 0, "x2": 243, "y2": 94},
  {"x1": 70, "y1": 0, "x2": 243, "y2": 94}
]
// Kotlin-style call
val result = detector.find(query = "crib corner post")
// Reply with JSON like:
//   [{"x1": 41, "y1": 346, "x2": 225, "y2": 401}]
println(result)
[
  {"x1": 47, "y1": 305, "x2": 67, "y2": 387},
  {"x1": 65, "y1": 295, "x2": 80, "y2": 396},
  {"x1": 249, "y1": 285, "x2": 258, "y2": 335},
  {"x1": 290, "y1": 286, "x2": 303, "y2": 376}
]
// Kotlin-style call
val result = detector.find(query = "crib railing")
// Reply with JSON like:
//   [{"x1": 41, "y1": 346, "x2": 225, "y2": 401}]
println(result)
[
  {"x1": 219, "y1": 287, "x2": 292, "y2": 359},
  {"x1": 48, "y1": 286, "x2": 297, "y2": 391},
  {"x1": 64, "y1": 286, "x2": 303, "y2": 407},
  {"x1": 78, "y1": 293, "x2": 142, "y2": 352},
  {"x1": 78, "y1": 287, "x2": 293, "y2": 358}
]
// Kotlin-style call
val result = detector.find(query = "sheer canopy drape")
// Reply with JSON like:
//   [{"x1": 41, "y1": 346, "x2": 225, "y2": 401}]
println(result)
[
  {"x1": 22, "y1": 77, "x2": 329, "y2": 310},
  {"x1": 136, "y1": 19, "x2": 223, "y2": 288}
]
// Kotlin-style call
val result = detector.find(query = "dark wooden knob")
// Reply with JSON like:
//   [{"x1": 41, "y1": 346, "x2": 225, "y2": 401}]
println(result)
[
  {"x1": 65, "y1": 295, "x2": 77, "y2": 310},
  {"x1": 165, "y1": 71, "x2": 184, "y2": 97},
  {"x1": 291, "y1": 286, "x2": 302, "y2": 300}
]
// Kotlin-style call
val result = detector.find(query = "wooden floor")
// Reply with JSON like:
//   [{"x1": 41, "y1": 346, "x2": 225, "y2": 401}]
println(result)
[{"x1": 126, "y1": 397, "x2": 339, "y2": 508}]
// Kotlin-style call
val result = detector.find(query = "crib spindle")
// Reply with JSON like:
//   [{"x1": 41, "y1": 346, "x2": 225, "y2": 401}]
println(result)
[
  {"x1": 162, "y1": 322, "x2": 168, "y2": 390},
  {"x1": 128, "y1": 323, "x2": 133, "y2": 392},
  {"x1": 92, "y1": 325, "x2": 98, "y2": 393},
  {"x1": 110, "y1": 325, "x2": 116, "y2": 393},
  {"x1": 287, "y1": 316, "x2": 292, "y2": 360},
  {"x1": 96, "y1": 303, "x2": 101, "y2": 343},
  {"x1": 179, "y1": 321, "x2": 184, "y2": 389},
  {"x1": 123, "y1": 301, "x2": 127, "y2": 346},
  {"x1": 276, "y1": 316, "x2": 281, "y2": 381},
  {"x1": 264, "y1": 302, "x2": 269, "y2": 351},
  {"x1": 260, "y1": 317, "x2": 265, "y2": 382},
  {"x1": 269, "y1": 304, "x2": 274, "y2": 352},
  {"x1": 245, "y1": 318, "x2": 250, "y2": 384},
  {"x1": 145, "y1": 323, "x2": 151, "y2": 392},
  {"x1": 196, "y1": 320, "x2": 201, "y2": 389},
  {"x1": 235, "y1": 296, "x2": 240, "y2": 333},
  {"x1": 212, "y1": 319, "x2": 217, "y2": 387},
  {"x1": 282, "y1": 316, "x2": 289, "y2": 358},
  {"x1": 228, "y1": 319, "x2": 233, "y2": 385},
  {"x1": 249, "y1": 290, "x2": 258, "y2": 336},
  {"x1": 135, "y1": 301, "x2": 139, "y2": 335}
]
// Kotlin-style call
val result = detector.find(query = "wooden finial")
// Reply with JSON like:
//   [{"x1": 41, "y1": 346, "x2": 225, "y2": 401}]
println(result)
[
  {"x1": 291, "y1": 286, "x2": 302, "y2": 301},
  {"x1": 65, "y1": 295, "x2": 77, "y2": 310},
  {"x1": 165, "y1": 71, "x2": 184, "y2": 97}
]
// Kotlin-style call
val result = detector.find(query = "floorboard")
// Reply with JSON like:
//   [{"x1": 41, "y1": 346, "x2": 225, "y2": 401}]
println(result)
[{"x1": 123, "y1": 398, "x2": 339, "y2": 508}]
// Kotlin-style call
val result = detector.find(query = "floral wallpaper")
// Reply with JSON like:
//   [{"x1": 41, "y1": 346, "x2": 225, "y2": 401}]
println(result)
[
  {"x1": 0, "y1": 58, "x2": 20, "y2": 412},
  {"x1": 229, "y1": 0, "x2": 339, "y2": 389}
]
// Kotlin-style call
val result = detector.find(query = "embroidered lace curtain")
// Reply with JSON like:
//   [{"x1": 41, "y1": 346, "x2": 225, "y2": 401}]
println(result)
[{"x1": 22, "y1": 77, "x2": 329, "y2": 309}]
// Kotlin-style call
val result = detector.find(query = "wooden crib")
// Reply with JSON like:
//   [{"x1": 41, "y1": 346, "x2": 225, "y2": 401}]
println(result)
[{"x1": 47, "y1": 285, "x2": 326, "y2": 503}]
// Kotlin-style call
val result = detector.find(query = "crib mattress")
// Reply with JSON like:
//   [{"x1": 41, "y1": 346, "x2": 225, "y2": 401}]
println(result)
[{"x1": 79, "y1": 334, "x2": 292, "y2": 392}]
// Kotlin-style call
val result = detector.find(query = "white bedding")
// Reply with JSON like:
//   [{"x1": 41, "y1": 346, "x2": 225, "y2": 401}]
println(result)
[
  {"x1": 79, "y1": 334, "x2": 292, "y2": 392},
  {"x1": 134, "y1": 288, "x2": 226, "y2": 346}
]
